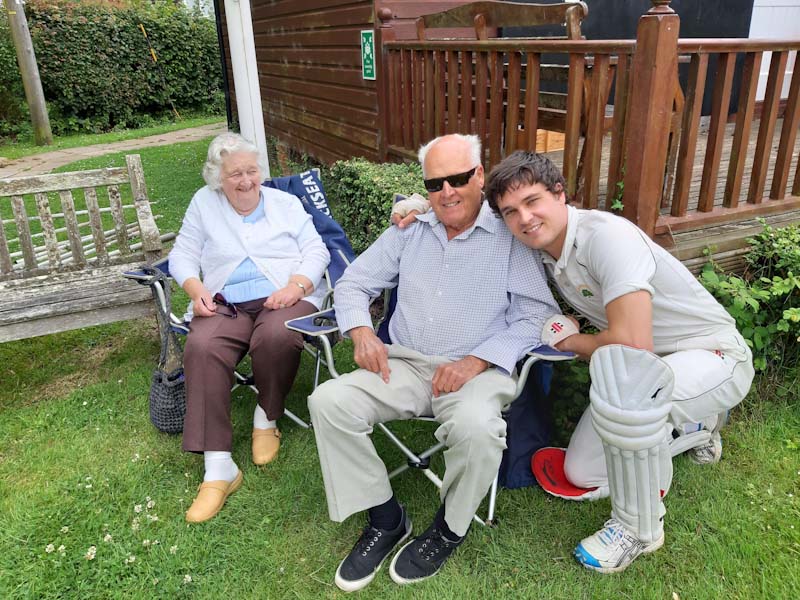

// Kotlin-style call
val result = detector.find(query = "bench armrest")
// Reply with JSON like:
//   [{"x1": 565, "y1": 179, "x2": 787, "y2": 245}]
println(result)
[{"x1": 127, "y1": 155, "x2": 163, "y2": 262}]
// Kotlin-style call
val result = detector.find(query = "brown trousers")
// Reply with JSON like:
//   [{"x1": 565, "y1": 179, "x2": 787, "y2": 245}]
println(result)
[{"x1": 181, "y1": 298, "x2": 316, "y2": 452}]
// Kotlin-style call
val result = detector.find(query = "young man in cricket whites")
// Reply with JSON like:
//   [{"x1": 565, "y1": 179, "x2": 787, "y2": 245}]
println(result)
[{"x1": 393, "y1": 150, "x2": 754, "y2": 573}]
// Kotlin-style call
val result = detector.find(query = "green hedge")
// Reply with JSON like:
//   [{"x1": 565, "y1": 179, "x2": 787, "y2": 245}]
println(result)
[
  {"x1": 324, "y1": 158, "x2": 427, "y2": 255},
  {"x1": 701, "y1": 221, "x2": 800, "y2": 373},
  {"x1": 0, "y1": 0, "x2": 222, "y2": 138}
]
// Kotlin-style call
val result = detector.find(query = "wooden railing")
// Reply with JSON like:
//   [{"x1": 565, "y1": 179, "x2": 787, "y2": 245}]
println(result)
[
  {"x1": 381, "y1": 39, "x2": 636, "y2": 210},
  {"x1": 656, "y1": 40, "x2": 800, "y2": 236},
  {"x1": 378, "y1": 4, "x2": 800, "y2": 241}
]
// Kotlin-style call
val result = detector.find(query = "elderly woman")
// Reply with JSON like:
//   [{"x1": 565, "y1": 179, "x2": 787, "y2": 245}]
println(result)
[{"x1": 169, "y1": 133, "x2": 330, "y2": 523}]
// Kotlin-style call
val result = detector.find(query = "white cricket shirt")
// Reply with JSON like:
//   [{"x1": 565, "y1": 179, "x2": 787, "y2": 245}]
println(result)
[{"x1": 542, "y1": 205, "x2": 743, "y2": 356}]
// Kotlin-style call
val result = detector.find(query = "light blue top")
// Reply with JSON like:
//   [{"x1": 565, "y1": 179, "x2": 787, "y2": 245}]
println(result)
[
  {"x1": 332, "y1": 201, "x2": 558, "y2": 374},
  {"x1": 221, "y1": 196, "x2": 277, "y2": 303}
]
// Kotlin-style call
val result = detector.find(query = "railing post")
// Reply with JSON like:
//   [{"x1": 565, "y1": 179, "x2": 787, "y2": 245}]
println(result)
[
  {"x1": 621, "y1": 1, "x2": 680, "y2": 236},
  {"x1": 376, "y1": 8, "x2": 395, "y2": 162}
]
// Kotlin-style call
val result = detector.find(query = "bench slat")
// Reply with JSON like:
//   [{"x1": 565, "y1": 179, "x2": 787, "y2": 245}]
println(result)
[
  {"x1": 35, "y1": 192, "x2": 61, "y2": 269},
  {"x1": 1, "y1": 202, "x2": 140, "y2": 226},
  {"x1": 0, "y1": 214, "x2": 12, "y2": 274},
  {"x1": 0, "y1": 167, "x2": 129, "y2": 196},
  {"x1": 2, "y1": 267, "x2": 142, "y2": 315},
  {"x1": 6, "y1": 204, "x2": 137, "y2": 244},
  {"x1": 83, "y1": 187, "x2": 108, "y2": 264},
  {"x1": 107, "y1": 185, "x2": 131, "y2": 255},
  {"x1": 11, "y1": 196, "x2": 36, "y2": 271},
  {"x1": 59, "y1": 190, "x2": 86, "y2": 268},
  {"x1": 19, "y1": 221, "x2": 140, "y2": 269},
  {"x1": 0, "y1": 302, "x2": 153, "y2": 344},
  {"x1": 0, "y1": 261, "x2": 154, "y2": 342}
]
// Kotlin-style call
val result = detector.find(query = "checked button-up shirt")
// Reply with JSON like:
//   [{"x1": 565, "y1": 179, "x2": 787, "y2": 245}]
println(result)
[{"x1": 333, "y1": 201, "x2": 558, "y2": 374}]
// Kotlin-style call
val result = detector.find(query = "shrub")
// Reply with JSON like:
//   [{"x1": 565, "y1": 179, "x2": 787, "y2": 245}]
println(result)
[
  {"x1": 324, "y1": 158, "x2": 427, "y2": 255},
  {"x1": 701, "y1": 221, "x2": 800, "y2": 372},
  {"x1": 2, "y1": 0, "x2": 222, "y2": 139}
]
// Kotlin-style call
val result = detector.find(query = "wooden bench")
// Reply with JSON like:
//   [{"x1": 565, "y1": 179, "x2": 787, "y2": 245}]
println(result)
[{"x1": 0, "y1": 154, "x2": 173, "y2": 343}]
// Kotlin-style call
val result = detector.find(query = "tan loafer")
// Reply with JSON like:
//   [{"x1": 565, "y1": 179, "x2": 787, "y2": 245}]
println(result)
[
  {"x1": 252, "y1": 428, "x2": 281, "y2": 465},
  {"x1": 185, "y1": 470, "x2": 243, "y2": 523}
]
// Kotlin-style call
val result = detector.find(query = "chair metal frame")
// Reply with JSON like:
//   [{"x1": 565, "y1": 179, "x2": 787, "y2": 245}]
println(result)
[
  {"x1": 126, "y1": 258, "x2": 318, "y2": 430},
  {"x1": 286, "y1": 306, "x2": 575, "y2": 526}
]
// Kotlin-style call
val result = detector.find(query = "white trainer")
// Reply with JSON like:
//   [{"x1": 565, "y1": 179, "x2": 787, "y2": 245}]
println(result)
[
  {"x1": 574, "y1": 518, "x2": 664, "y2": 574},
  {"x1": 689, "y1": 411, "x2": 728, "y2": 465},
  {"x1": 688, "y1": 430, "x2": 723, "y2": 465}
]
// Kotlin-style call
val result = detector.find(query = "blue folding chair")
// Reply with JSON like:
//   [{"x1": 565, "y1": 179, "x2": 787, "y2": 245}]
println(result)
[
  {"x1": 125, "y1": 168, "x2": 356, "y2": 431},
  {"x1": 286, "y1": 292, "x2": 575, "y2": 526}
]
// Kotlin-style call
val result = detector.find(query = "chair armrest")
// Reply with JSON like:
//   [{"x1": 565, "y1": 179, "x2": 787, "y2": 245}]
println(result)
[
  {"x1": 122, "y1": 267, "x2": 157, "y2": 284},
  {"x1": 514, "y1": 345, "x2": 576, "y2": 398},
  {"x1": 527, "y1": 344, "x2": 576, "y2": 362},
  {"x1": 121, "y1": 256, "x2": 171, "y2": 284},
  {"x1": 285, "y1": 308, "x2": 342, "y2": 378},
  {"x1": 284, "y1": 308, "x2": 339, "y2": 336},
  {"x1": 122, "y1": 259, "x2": 183, "y2": 328}
]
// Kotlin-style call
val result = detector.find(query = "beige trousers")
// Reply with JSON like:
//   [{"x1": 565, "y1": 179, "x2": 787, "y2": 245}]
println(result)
[{"x1": 308, "y1": 344, "x2": 517, "y2": 537}]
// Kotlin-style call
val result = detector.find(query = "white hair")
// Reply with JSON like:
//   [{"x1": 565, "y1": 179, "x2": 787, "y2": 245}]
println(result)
[
  {"x1": 418, "y1": 134, "x2": 482, "y2": 178},
  {"x1": 202, "y1": 132, "x2": 268, "y2": 190}
]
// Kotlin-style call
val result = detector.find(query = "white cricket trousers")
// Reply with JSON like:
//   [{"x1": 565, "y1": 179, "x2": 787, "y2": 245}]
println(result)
[{"x1": 565, "y1": 336, "x2": 754, "y2": 488}]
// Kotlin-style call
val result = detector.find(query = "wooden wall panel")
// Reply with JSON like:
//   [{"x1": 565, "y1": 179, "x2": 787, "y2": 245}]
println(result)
[
  {"x1": 215, "y1": 0, "x2": 380, "y2": 163},
  {"x1": 218, "y1": 0, "x2": 478, "y2": 163}
]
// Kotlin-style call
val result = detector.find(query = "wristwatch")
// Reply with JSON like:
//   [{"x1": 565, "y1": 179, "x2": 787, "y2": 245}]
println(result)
[{"x1": 292, "y1": 281, "x2": 306, "y2": 295}]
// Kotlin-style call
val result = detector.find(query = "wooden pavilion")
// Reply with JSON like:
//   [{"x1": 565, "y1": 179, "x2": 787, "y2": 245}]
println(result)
[{"x1": 213, "y1": 0, "x2": 800, "y2": 272}]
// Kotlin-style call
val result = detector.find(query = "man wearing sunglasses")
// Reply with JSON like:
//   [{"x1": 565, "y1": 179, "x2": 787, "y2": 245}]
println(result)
[
  {"x1": 393, "y1": 150, "x2": 754, "y2": 574},
  {"x1": 308, "y1": 134, "x2": 558, "y2": 591}
]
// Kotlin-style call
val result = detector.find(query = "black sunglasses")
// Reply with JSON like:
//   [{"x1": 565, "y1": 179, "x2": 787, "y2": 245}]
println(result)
[
  {"x1": 202, "y1": 292, "x2": 238, "y2": 318},
  {"x1": 423, "y1": 166, "x2": 478, "y2": 193}
]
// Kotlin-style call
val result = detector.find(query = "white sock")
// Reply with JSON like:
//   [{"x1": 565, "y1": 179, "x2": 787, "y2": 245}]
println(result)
[
  {"x1": 253, "y1": 404, "x2": 277, "y2": 430},
  {"x1": 203, "y1": 451, "x2": 238, "y2": 482}
]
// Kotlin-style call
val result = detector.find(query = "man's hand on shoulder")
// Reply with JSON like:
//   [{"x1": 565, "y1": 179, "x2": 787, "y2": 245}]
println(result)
[
  {"x1": 350, "y1": 326, "x2": 391, "y2": 383},
  {"x1": 432, "y1": 355, "x2": 489, "y2": 397}
]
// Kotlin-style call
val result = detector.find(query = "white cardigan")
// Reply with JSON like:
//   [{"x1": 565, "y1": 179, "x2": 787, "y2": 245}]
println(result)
[{"x1": 169, "y1": 185, "x2": 331, "y2": 318}]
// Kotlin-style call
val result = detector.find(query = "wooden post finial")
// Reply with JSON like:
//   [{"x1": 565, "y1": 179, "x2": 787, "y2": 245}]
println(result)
[
  {"x1": 649, "y1": 0, "x2": 674, "y2": 14},
  {"x1": 377, "y1": 8, "x2": 393, "y2": 23}
]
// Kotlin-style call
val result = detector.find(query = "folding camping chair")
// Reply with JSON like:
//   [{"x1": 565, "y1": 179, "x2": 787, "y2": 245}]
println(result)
[
  {"x1": 286, "y1": 301, "x2": 575, "y2": 526},
  {"x1": 124, "y1": 168, "x2": 356, "y2": 431}
]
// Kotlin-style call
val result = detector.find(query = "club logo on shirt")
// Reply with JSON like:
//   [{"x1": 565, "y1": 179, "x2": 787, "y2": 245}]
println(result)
[{"x1": 577, "y1": 285, "x2": 594, "y2": 298}]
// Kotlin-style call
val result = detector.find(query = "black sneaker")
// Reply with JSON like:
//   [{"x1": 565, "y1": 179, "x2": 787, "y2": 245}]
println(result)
[
  {"x1": 334, "y1": 507, "x2": 412, "y2": 592},
  {"x1": 388, "y1": 522, "x2": 463, "y2": 585}
]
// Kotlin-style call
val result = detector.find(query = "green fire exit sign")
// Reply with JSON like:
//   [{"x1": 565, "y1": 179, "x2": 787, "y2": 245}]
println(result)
[{"x1": 361, "y1": 30, "x2": 376, "y2": 80}]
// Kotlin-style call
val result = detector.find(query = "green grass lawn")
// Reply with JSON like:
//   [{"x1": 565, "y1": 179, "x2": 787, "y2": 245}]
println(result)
[
  {"x1": 0, "y1": 115, "x2": 224, "y2": 161},
  {"x1": 1, "y1": 139, "x2": 798, "y2": 598}
]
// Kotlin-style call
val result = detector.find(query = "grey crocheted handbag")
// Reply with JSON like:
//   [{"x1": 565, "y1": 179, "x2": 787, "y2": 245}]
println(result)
[{"x1": 146, "y1": 266, "x2": 186, "y2": 434}]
